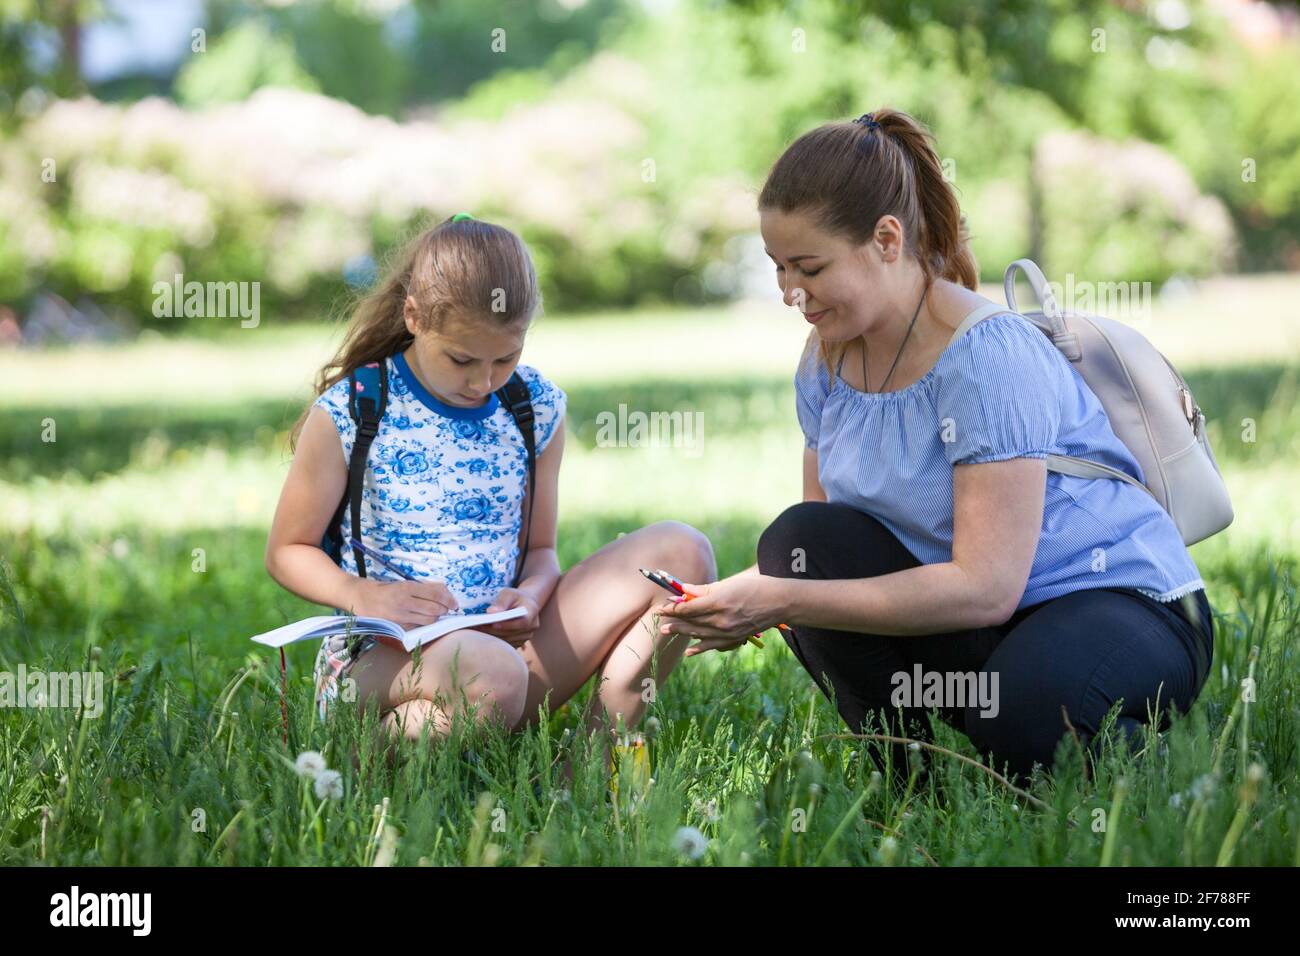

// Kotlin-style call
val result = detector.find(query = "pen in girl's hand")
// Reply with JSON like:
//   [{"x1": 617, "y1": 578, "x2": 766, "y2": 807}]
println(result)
[{"x1": 347, "y1": 537, "x2": 416, "y2": 581}]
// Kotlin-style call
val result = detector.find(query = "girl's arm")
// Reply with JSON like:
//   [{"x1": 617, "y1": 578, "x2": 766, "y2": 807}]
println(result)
[
  {"x1": 491, "y1": 418, "x2": 566, "y2": 612},
  {"x1": 479, "y1": 419, "x2": 564, "y2": 643},
  {"x1": 265, "y1": 406, "x2": 365, "y2": 611},
  {"x1": 265, "y1": 406, "x2": 457, "y2": 624}
]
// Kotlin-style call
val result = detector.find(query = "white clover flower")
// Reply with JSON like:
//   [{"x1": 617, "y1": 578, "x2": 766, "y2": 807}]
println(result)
[
  {"x1": 1168, "y1": 791, "x2": 1185, "y2": 809},
  {"x1": 644, "y1": 716, "x2": 661, "y2": 737},
  {"x1": 295, "y1": 750, "x2": 326, "y2": 779},
  {"x1": 314, "y1": 769, "x2": 344, "y2": 800},
  {"x1": 671, "y1": 826, "x2": 709, "y2": 860}
]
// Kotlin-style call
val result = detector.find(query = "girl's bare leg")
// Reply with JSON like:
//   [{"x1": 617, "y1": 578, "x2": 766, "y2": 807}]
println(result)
[
  {"x1": 348, "y1": 629, "x2": 531, "y2": 746},
  {"x1": 511, "y1": 520, "x2": 717, "y2": 769}
]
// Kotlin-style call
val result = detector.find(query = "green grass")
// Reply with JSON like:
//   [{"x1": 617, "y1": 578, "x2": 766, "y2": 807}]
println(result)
[{"x1": 2, "y1": 285, "x2": 1299, "y2": 866}]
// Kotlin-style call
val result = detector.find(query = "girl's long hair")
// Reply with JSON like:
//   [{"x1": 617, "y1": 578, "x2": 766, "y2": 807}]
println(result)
[
  {"x1": 289, "y1": 215, "x2": 541, "y2": 450},
  {"x1": 757, "y1": 107, "x2": 978, "y2": 382}
]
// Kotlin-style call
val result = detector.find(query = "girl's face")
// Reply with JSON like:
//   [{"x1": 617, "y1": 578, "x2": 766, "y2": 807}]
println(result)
[
  {"x1": 759, "y1": 207, "x2": 911, "y2": 342},
  {"x1": 403, "y1": 301, "x2": 528, "y2": 408}
]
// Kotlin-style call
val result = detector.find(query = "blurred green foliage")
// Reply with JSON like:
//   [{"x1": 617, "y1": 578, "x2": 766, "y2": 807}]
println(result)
[{"x1": 2, "y1": 0, "x2": 1298, "y2": 324}]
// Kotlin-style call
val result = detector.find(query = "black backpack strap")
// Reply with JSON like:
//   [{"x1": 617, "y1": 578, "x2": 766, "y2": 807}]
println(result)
[
  {"x1": 495, "y1": 371, "x2": 536, "y2": 588},
  {"x1": 323, "y1": 360, "x2": 388, "y2": 577}
]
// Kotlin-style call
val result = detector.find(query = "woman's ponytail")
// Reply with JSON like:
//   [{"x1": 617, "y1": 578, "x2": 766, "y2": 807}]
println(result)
[{"x1": 873, "y1": 109, "x2": 978, "y2": 291}]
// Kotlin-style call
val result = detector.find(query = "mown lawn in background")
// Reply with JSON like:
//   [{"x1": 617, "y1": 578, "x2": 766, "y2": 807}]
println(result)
[{"x1": 1, "y1": 281, "x2": 1298, "y2": 865}]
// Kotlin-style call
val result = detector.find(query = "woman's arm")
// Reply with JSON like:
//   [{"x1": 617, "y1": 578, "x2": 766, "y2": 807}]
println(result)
[
  {"x1": 656, "y1": 456, "x2": 1046, "y2": 641},
  {"x1": 779, "y1": 457, "x2": 1045, "y2": 633},
  {"x1": 803, "y1": 446, "x2": 827, "y2": 502}
]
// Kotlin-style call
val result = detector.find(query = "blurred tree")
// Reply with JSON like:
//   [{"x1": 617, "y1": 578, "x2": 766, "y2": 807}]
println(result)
[
  {"x1": 175, "y1": 17, "x2": 320, "y2": 106},
  {"x1": 405, "y1": 0, "x2": 630, "y2": 105},
  {"x1": 186, "y1": 0, "x2": 631, "y2": 115},
  {"x1": 727, "y1": 0, "x2": 1140, "y2": 123},
  {"x1": 0, "y1": 0, "x2": 106, "y2": 120}
]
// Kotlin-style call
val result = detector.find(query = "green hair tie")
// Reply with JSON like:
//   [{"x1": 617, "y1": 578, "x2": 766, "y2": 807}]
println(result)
[{"x1": 451, "y1": 212, "x2": 475, "y2": 222}]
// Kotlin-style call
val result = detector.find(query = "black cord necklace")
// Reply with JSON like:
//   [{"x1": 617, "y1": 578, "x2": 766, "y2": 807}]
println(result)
[{"x1": 862, "y1": 285, "x2": 928, "y2": 393}]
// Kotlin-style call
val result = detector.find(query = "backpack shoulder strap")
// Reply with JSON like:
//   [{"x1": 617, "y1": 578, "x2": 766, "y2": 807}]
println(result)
[
  {"x1": 945, "y1": 302, "x2": 1014, "y2": 348},
  {"x1": 324, "y1": 359, "x2": 389, "y2": 576},
  {"x1": 495, "y1": 371, "x2": 536, "y2": 588}
]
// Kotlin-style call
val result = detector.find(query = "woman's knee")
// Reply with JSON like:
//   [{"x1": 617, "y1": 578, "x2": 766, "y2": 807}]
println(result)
[
  {"x1": 758, "y1": 501, "x2": 903, "y2": 578},
  {"x1": 758, "y1": 502, "x2": 828, "y2": 576}
]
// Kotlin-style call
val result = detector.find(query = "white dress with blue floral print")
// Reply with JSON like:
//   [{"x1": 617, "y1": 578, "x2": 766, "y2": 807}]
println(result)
[{"x1": 313, "y1": 351, "x2": 566, "y2": 616}]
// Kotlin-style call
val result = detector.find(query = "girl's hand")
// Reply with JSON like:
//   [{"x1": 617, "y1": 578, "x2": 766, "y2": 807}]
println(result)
[
  {"x1": 478, "y1": 588, "x2": 541, "y2": 647},
  {"x1": 653, "y1": 574, "x2": 788, "y2": 657},
  {"x1": 347, "y1": 578, "x2": 459, "y2": 630}
]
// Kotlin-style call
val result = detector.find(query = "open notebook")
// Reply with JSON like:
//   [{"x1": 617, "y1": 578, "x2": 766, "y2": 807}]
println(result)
[{"x1": 250, "y1": 606, "x2": 529, "y2": 651}]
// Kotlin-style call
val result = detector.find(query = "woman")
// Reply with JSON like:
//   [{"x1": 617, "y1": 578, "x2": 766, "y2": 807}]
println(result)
[{"x1": 656, "y1": 108, "x2": 1214, "y2": 784}]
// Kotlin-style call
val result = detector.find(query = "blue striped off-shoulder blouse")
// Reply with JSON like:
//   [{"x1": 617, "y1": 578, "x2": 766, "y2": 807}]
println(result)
[{"x1": 794, "y1": 309, "x2": 1205, "y2": 608}]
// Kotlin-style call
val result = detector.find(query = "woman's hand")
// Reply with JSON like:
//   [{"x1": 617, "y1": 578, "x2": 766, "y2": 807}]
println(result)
[
  {"x1": 478, "y1": 587, "x2": 541, "y2": 647},
  {"x1": 346, "y1": 578, "x2": 459, "y2": 630},
  {"x1": 654, "y1": 574, "x2": 789, "y2": 657}
]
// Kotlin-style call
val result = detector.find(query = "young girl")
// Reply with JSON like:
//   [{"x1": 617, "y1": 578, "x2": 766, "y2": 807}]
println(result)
[{"x1": 266, "y1": 214, "x2": 716, "y2": 755}]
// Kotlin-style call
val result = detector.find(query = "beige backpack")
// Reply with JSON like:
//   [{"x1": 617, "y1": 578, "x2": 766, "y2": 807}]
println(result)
[{"x1": 950, "y1": 258, "x2": 1233, "y2": 545}]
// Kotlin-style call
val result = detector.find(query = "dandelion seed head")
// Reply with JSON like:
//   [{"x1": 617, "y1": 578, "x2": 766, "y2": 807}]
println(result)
[
  {"x1": 671, "y1": 825, "x2": 708, "y2": 860},
  {"x1": 314, "y1": 769, "x2": 344, "y2": 800},
  {"x1": 295, "y1": 750, "x2": 327, "y2": 779}
]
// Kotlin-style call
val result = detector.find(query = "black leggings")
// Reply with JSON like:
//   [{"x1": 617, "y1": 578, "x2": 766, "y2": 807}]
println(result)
[{"x1": 756, "y1": 501, "x2": 1214, "y2": 783}]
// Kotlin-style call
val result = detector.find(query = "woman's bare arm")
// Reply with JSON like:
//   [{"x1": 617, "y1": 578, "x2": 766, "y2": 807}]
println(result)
[
  {"x1": 802, "y1": 446, "x2": 826, "y2": 503},
  {"x1": 778, "y1": 457, "x2": 1046, "y2": 633}
]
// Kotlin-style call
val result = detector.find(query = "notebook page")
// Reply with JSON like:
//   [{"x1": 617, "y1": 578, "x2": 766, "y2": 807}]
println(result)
[
  {"x1": 251, "y1": 615, "x2": 403, "y2": 648},
  {"x1": 400, "y1": 606, "x2": 530, "y2": 650}
]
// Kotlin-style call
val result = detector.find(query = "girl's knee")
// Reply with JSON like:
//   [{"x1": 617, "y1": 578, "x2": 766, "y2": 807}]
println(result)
[
  {"x1": 415, "y1": 631, "x2": 528, "y2": 725},
  {"x1": 461, "y1": 636, "x2": 530, "y2": 726},
  {"x1": 642, "y1": 519, "x2": 716, "y2": 583}
]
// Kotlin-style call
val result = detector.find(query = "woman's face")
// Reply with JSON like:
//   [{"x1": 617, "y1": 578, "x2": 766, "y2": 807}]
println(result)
[
  {"x1": 403, "y1": 300, "x2": 528, "y2": 407},
  {"x1": 759, "y1": 207, "x2": 908, "y2": 343}
]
